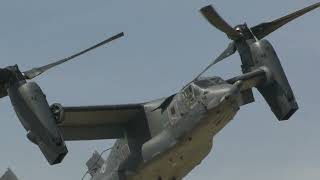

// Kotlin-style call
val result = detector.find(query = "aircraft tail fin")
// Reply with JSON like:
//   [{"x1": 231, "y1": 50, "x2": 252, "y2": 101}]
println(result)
[
  {"x1": 0, "y1": 169, "x2": 19, "y2": 180},
  {"x1": 86, "y1": 151, "x2": 105, "y2": 176}
]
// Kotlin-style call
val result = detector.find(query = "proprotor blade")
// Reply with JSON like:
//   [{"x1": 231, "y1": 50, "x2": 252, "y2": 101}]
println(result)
[
  {"x1": 194, "y1": 42, "x2": 236, "y2": 80},
  {"x1": 251, "y1": 2, "x2": 320, "y2": 40},
  {"x1": 200, "y1": 5, "x2": 242, "y2": 40},
  {"x1": 24, "y1": 32, "x2": 124, "y2": 80}
]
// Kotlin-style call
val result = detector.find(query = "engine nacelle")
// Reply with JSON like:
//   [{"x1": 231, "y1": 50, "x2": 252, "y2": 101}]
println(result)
[
  {"x1": 8, "y1": 81, "x2": 68, "y2": 165},
  {"x1": 249, "y1": 40, "x2": 298, "y2": 120}
]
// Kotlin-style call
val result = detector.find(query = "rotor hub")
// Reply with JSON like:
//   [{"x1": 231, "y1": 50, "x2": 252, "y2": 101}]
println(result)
[{"x1": 234, "y1": 24, "x2": 255, "y2": 40}]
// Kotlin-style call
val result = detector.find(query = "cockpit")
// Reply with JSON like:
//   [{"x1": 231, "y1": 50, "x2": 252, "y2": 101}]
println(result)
[
  {"x1": 177, "y1": 77, "x2": 226, "y2": 112},
  {"x1": 180, "y1": 77, "x2": 225, "y2": 106},
  {"x1": 179, "y1": 83, "x2": 203, "y2": 110},
  {"x1": 181, "y1": 85, "x2": 197, "y2": 106}
]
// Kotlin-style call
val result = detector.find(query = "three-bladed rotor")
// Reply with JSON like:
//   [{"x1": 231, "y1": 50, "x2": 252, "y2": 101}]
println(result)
[
  {"x1": 0, "y1": 32, "x2": 124, "y2": 165},
  {"x1": 0, "y1": 32, "x2": 124, "y2": 89},
  {"x1": 195, "y1": 2, "x2": 320, "y2": 79}
]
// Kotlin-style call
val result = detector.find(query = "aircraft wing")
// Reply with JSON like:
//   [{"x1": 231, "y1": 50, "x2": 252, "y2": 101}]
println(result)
[{"x1": 54, "y1": 103, "x2": 146, "y2": 141}]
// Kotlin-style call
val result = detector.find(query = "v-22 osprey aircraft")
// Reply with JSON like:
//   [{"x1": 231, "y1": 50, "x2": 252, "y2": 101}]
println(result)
[{"x1": 0, "y1": 2, "x2": 319, "y2": 180}]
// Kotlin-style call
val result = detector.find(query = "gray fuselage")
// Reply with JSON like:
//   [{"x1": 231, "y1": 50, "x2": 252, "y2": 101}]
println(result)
[{"x1": 90, "y1": 77, "x2": 242, "y2": 180}]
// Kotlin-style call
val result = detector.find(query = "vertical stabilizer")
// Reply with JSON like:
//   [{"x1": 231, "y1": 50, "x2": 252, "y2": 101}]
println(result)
[{"x1": 86, "y1": 151, "x2": 105, "y2": 176}]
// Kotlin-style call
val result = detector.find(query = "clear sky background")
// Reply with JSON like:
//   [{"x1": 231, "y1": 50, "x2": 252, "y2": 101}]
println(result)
[{"x1": 0, "y1": 0, "x2": 319, "y2": 179}]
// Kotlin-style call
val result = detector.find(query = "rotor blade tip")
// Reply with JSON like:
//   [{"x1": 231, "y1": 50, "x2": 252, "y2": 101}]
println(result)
[
  {"x1": 200, "y1": 5, "x2": 214, "y2": 13},
  {"x1": 115, "y1": 32, "x2": 124, "y2": 38},
  {"x1": 201, "y1": 5, "x2": 213, "y2": 10}
]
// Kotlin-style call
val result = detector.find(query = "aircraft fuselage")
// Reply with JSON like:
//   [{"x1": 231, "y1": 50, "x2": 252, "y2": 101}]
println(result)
[{"x1": 91, "y1": 77, "x2": 242, "y2": 180}]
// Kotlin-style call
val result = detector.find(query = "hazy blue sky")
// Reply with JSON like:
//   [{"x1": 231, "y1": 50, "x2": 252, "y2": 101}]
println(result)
[{"x1": 0, "y1": 0, "x2": 319, "y2": 179}]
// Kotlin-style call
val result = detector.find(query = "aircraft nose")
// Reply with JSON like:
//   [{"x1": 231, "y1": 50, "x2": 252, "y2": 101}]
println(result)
[
  {"x1": 206, "y1": 96, "x2": 221, "y2": 110},
  {"x1": 205, "y1": 81, "x2": 242, "y2": 110}
]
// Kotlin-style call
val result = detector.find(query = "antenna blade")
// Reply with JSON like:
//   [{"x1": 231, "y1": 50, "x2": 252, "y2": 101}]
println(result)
[
  {"x1": 194, "y1": 42, "x2": 236, "y2": 80},
  {"x1": 200, "y1": 5, "x2": 241, "y2": 40},
  {"x1": 24, "y1": 32, "x2": 124, "y2": 79},
  {"x1": 251, "y1": 2, "x2": 320, "y2": 40}
]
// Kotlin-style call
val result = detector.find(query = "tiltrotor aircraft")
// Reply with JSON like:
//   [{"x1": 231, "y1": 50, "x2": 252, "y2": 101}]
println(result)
[
  {"x1": 0, "y1": 2, "x2": 319, "y2": 180},
  {"x1": 0, "y1": 169, "x2": 19, "y2": 180}
]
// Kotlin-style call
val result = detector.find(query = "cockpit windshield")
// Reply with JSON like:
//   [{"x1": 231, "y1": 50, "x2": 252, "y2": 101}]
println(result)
[
  {"x1": 180, "y1": 84, "x2": 201, "y2": 109},
  {"x1": 194, "y1": 77, "x2": 224, "y2": 88}
]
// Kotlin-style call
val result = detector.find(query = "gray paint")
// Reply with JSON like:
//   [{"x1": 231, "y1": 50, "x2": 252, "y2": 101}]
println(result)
[{"x1": 0, "y1": 1, "x2": 318, "y2": 180}]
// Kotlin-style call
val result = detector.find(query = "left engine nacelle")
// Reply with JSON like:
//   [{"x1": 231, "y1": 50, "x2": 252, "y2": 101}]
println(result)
[{"x1": 8, "y1": 81, "x2": 68, "y2": 165}]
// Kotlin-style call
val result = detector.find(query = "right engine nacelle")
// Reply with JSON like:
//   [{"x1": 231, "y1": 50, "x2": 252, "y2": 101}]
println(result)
[{"x1": 249, "y1": 40, "x2": 299, "y2": 120}]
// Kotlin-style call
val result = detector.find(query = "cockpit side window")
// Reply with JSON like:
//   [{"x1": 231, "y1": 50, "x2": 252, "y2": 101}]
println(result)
[{"x1": 193, "y1": 85, "x2": 201, "y2": 98}]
